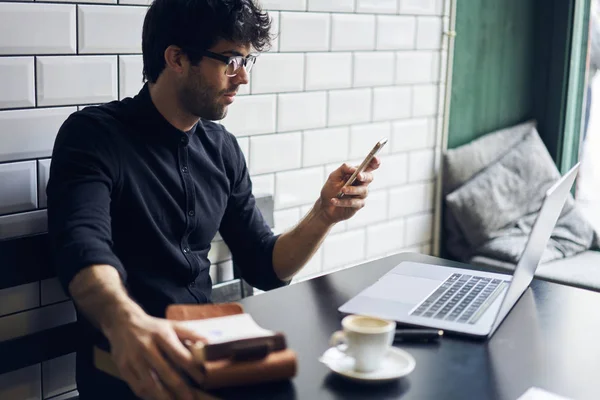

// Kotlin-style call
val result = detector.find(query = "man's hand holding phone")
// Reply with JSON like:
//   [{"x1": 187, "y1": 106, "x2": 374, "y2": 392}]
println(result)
[{"x1": 315, "y1": 138, "x2": 385, "y2": 226}]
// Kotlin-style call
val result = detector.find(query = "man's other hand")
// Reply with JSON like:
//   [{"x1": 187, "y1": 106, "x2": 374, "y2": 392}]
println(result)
[{"x1": 104, "y1": 312, "x2": 206, "y2": 400}]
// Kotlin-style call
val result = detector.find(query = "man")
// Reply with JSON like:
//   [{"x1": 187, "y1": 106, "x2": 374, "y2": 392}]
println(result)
[{"x1": 47, "y1": 0, "x2": 379, "y2": 399}]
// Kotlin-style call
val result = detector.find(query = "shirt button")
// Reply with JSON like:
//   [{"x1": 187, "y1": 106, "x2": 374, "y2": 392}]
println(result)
[
  {"x1": 183, "y1": 247, "x2": 190, "y2": 254},
  {"x1": 188, "y1": 210, "x2": 195, "y2": 217},
  {"x1": 181, "y1": 166, "x2": 188, "y2": 173},
  {"x1": 180, "y1": 136, "x2": 189, "y2": 146},
  {"x1": 189, "y1": 281, "x2": 196, "y2": 288}
]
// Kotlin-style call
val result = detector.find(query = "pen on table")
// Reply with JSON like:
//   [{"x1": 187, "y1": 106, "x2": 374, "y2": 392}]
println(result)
[{"x1": 394, "y1": 329, "x2": 444, "y2": 343}]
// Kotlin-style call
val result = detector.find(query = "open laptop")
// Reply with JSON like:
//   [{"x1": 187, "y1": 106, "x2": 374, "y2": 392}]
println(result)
[{"x1": 339, "y1": 163, "x2": 580, "y2": 338}]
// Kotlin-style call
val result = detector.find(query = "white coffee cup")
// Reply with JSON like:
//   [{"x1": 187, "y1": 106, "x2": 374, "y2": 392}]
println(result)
[{"x1": 329, "y1": 314, "x2": 396, "y2": 373}]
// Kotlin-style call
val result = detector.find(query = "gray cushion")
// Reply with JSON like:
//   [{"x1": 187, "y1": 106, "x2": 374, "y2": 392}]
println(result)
[
  {"x1": 442, "y1": 120, "x2": 536, "y2": 260},
  {"x1": 442, "y1": 120, "x2": 536, "y2": 195},
  {"x1": 446, "y1": 128, "x2": 561, "y2": 248},
  {"x1": 446, "y1": 128, "x2": 597, "y2": 265}
]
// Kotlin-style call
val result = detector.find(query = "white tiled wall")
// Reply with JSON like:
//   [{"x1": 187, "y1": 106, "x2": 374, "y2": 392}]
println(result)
[{"x1": 0, "y1": 0, "x2": 449, "y2": 397}]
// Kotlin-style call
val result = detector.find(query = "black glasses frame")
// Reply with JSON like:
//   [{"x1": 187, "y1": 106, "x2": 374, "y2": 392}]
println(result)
[{"x1": 200, "y1": 50, "x2": 259, "y2": 76}]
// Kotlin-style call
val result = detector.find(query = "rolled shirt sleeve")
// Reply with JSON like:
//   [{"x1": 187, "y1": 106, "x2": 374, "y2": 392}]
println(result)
[{"x1": 47, "y1": 114, "x2": 126, "y2": 295}]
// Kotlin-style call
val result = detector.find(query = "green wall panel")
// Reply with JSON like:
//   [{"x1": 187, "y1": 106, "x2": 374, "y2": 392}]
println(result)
[{"x1": 448, "y1": 0, "x2": 536, "y2": 149}]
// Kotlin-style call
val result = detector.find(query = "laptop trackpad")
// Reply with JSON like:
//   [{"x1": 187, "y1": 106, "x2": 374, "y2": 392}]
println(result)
[{"x1": 362, "y1": 274, "x2": 442, "y2": 306}]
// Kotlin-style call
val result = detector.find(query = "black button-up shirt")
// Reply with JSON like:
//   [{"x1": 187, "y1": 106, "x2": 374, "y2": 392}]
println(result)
[{"x1": 47, "y1": 84, "x2": 285, "y2": 320}]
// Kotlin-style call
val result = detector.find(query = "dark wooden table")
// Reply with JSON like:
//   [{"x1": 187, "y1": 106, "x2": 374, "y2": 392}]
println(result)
[{"x1": 212, "y1": 252, "x2": 600, "y2": 400}]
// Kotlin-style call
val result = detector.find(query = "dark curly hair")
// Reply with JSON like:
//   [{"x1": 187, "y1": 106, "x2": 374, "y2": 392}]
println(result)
[{"x1": 142, "y1": 0, "x2": 273, "y2": 83}]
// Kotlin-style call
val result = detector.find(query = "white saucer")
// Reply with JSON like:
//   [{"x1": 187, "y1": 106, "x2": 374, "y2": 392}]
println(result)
[{"x1": 319, "y1": 346, "x2": 416, "y2": 383}]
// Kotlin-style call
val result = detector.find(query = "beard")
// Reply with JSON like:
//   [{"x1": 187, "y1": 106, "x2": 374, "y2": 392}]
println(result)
[{"x1": 178, "y1": 70, "x2": 235, "y2": 121}]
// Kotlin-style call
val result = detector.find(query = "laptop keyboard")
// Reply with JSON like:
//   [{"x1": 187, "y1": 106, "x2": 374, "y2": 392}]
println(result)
[{"x1": 410, "y1": 273, "x2": 508, "y2": 324}]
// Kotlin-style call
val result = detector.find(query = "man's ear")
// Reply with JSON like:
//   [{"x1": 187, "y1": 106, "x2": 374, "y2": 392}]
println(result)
[{"x1": 164, "y1": 45, "x2": 188, "y2": 75}]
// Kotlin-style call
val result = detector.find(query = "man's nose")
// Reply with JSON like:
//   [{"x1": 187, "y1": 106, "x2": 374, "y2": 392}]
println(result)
[{"x1": 232, "y1": 66, "x2": 250, "y2": 85}]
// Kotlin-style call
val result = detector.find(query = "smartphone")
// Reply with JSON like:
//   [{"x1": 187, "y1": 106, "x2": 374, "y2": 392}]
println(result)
[{"x1": 337, "y1": 138, "x2": 388, "y2": 198}]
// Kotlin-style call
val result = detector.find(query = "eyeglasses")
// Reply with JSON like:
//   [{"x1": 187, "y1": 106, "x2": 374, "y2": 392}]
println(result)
[{"x1": 200, "y1": 50, "x2": 258, "y2": 77}]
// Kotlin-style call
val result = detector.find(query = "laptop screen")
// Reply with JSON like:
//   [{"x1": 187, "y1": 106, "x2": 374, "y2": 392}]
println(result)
[{"x1": 488, "y1": 163, "x2": 580, "y2": 336}]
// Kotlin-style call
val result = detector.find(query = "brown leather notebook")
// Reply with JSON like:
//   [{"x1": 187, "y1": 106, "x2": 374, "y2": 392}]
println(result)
[{"x1": 94, "y1": 302, "x2": 297, "y2": 393}]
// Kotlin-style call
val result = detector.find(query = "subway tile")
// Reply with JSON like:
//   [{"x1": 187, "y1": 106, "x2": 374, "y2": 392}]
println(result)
[
  {"x1": 216, "y1": 260, "x2": 234, "y2": 283},
  {"x1": 237, "y1": 137, "x2": 249, "y2": 164},
  {"x1": 405, "y1": 213, "x2": 433, "y2": 246},
  {"x1": 13, "y1": 108, "x2": 78, "y2": 138},
  {"x1": 0, "y1": 365, "x2": 41, "y2": 400},
  {"x1": 416, "y1": 17, "x2": 443, "y2": 49},
  {"x1": 353, "y1": 52, "x2": 395, "y2": 88},
  {"x1": 372, "y1": 86, "x2": 412, "y2": 121},
  {"x1": 349, "y1": 122, "x2": 392, "y2": 159},
  {"x1": 37, "y1": 159, "x2": 51, "y2": 208},
  {"x1": 432, "y1": 51, "x2": 442, "y2": 83},
  {"x1": 43, "y1": 353, "x2": 76, "y2": 399},
  {"x1": 249, "y1": 132, "x2": 302, "y2": 174},
  {"x1": 389, "y1": 181, "x2": 435, "y2": 218},
  {"x1": 251, "y1": 174, "x2": 275, "y2": 197},
  {"x1": 331, "y1": 14, "x2": 376, "y2": 51},
  {"x1": 412, "y1": 84, "x2": 438, "y2": 117},
  {"x1": 119, "y1": 0, "x2": 151, "y2": 4},
  {"x1": 305, "y1": 52, "x2": 353, "y2": 90},
  {"x1": 396, "y1": 51, "x2": 436, "y2": 84},
  {"x1": 37, "y1": 56, "x2": 117, "y2": 107},
  {"x1": 0, "y1": 161, "x2": 37, "y2": 215},
  {"x1": 275, "y1": 167, "x2": 323, "y2": 209},
  {"x1": 277, "y1": 91, "x2": 327, "y2": 131},
  {"x1": 208, "y1": 240, "x2": 232, "y2": 264},
  {"x1": 78, "y1": 5, "x2": 147, "y2": 54},
  {"x1": 274, "y1": 208, "x2": 301, "y2": 234},
  {"x1": 268, "y1": 12, "x2": 280, "y2": 52},
  {"x1": 238, "y1": 79, "x2": 251, "y2": 96},
  {"x1": 328, "y1": 88, "x2": 371, "y2": 126},
  {"x1": 251, "y1": 53, "x2": 304, "y2": 94},
  {"x1": 346, "y1": 190, "x2": 388, "y2": 229},
  {"x1": 41, "y1": 278, "x2": 69, "y2": 306},
  {"x1": 261, "y1": 0, "x2": 306, "y2": 11},
  {"x1": 119, "y1": 55, "x2": 144, "y2": 100},
  {"x1": 376, "y1": 16, "x2": 416, "y2": 50},
  {"x1": 408, "y1": 148, "x2": 436, "y2": 182},
  {"x1": 209, "y1": 264, "x2": 218, "y2": 284},
  {"x1": 0, "y1": 282, "x2": 40, "y2": 317},
  {"x1": 0, "y1": 301, "x2": 76, "y2": 342},
  {"x1": 51, "y1": 391, "x2": 80, "y2": 400},
  {"x1": 0, "y1": 3, "x2": 76, "y2": 55},
  {"x1": 308, "y1": 0, "x2": 353, "y2": 12},
  {"x1": 356, "y1": 0, "x2": 397, "y2": 14},
  {"x1": 279, "y1": 12, "x2": 330, "y2": 52},
  {"x1": 303, "y1": 127, "x2": 349, "y2": 167},
  {"x1": 0, "y1": 107, "x2": 77, "y2": 162},
  {"x1": 41, "y1": 0, "x2": 117, "y2": 2},
  {"x1": 399, "y1": 0, "x2": 442, "y2": 15},
  {"x1": 0, "y1": 210, "x2": 47, "y2": 240},
  {"x1": 392, "y1": 118, "x2": 434, "y2": 151},
  {"x1": 370, "y1": 153, "x2": 408, "y2": 191},
  {"x1": 221, "y1": 94, "x2": 277, "y2": 136},
  {"x1": 0, "y1": 57, "x2": 34, "y2": 108},
  {"x1": 367, "y1": 219, "x2": 405, "y2": 258},
  {"x1": 323, "y1": 229, "x2": 365, "y2": 271}
]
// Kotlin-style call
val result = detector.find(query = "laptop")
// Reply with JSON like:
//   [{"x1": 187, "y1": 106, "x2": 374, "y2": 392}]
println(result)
[{"x1": 339, "y1": 163, "x2": 580, "y2": 338}]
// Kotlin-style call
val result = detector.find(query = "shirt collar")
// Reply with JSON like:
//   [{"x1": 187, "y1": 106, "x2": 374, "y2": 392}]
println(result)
[{"x1": 132, "y1": 83, "x2": 201, "y2": 143}]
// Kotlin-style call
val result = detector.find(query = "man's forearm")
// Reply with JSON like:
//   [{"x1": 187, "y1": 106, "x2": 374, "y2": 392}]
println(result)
[
  {"x1": 272, "y1": 199, "x2": 334, "y2": 281},
  {"x1": 68, "y1": 265, "x2": 145, "y2": 336}
]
